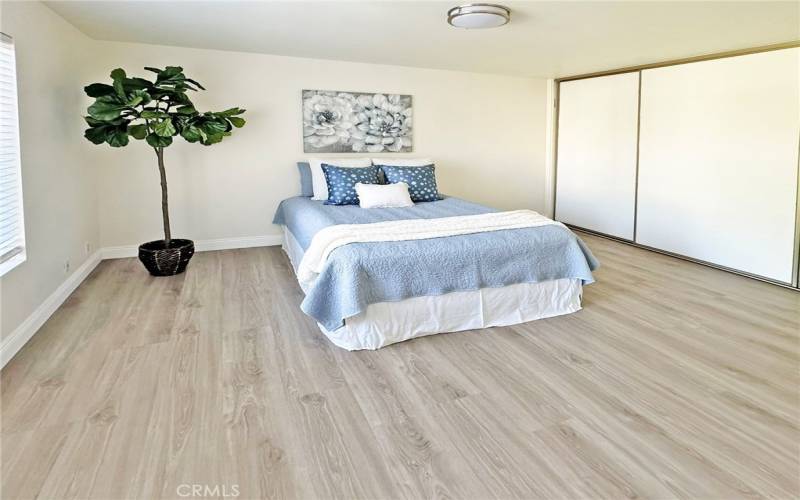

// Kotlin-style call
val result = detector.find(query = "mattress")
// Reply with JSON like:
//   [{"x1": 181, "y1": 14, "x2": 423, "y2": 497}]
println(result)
[
  {"x1": 273, "y1": 196, "x2": 597, "y2": 332},
  {"x1": 282, "y1": 227, "x2": 583, "y2": 350}
]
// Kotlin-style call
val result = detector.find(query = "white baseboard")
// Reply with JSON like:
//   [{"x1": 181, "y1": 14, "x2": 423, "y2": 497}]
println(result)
[
  {"x1": 1, "y1": 234, "x2": 283, "y2": 368},
  {"x1": 101, "y1": 234, "x2": 283, "y2": 259},
  {"x1": 1, "y1": 250, "x2": 103, "y2": 368},
  {"x1": 100, "y1": 244, "x2": 140, "y2": 259},
  {"x1": 195, "y1": 234, "x2": 283, "y2": 251}
]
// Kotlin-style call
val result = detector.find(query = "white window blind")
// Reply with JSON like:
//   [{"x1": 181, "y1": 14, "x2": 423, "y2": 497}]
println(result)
[{"x1": 0, "y1": 33, "x2": 25, "y2": 276}]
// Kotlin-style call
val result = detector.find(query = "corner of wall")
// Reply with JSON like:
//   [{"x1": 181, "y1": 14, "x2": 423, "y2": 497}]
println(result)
[{"x1": 544, "y1": 78, "x2": 557, "y2": 218}]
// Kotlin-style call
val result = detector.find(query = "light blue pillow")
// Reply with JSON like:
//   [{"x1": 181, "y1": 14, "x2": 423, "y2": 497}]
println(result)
[
  {"x1": 377, "y1": 164, "x2": 440, "y2": 202},
  {"x1": 297, "y1": 162, "x2": 313, "y2": 197},
  {"x1": 321, "y1": 164, "x2": 380, "y2": 205}
]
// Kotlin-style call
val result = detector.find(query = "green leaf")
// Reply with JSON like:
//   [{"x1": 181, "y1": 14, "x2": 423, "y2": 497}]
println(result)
[
  {"x1": 140, "y1": 110, "x2": 168, "y2": 119},
  {"x1": 122, "y1": 77, "x2": 152, "y2": 91},
  {"x1": 176, "y1": 105, "x2": 197, "y2": 115},
  {"x1": 172, "y1": 92, "x2": 193, "y2": 105},
  {"x1": 146, "y1": 133, "x2": 173, "y2": 147},
  {"x1": 201, "y1": 133, "x2": 225, "y2": 145},
  {"x1": 84, "y1": 83, "x2": 115, "y2": 97},
  {"x1": 143, "y1": 66, "x2": 162, "y2": 74},
  {"x1": 156, "y1": 66, "x2": 185, "y2": 85},
  {"x1": 128, "y1": 123, "x2": 148, "y2": 140},
  {"x1": 104, "y1": 116, "x2": 128, "y2": 125},
  {"x1": 110, "y1": 68, "x2": 127, "y2": 81},
  {"x1": 200, "y1": 120, "x2": 228, "y2": 135},
  {"x1": 87, "y1": 96, "x2": 126, "y2": 121},
  {"x1": 228, "y1": 116, "x2": 245, "y2": 128},
  {"x1": 84, "y1": 126, "x2": 109, "y2": 144},
  {"x1": 217, "y1": 107, "x2": 245, "y2": 117},
  {"x1": 107, "y1": 129, "x2": 129, "y2": 147},
  {"x1": 110, "y1": 68, "x2": 127, "y2": 98},
  {"x1": 180, "y1": 125, "x2": 203, "y2": 142},
  {"x1": 84, "y1": 116, "x2": 104, "y2": 126},
  {"x1": 153, "y1": 118, "x2": 176, "y2": 137},
  {"x1": 171, "y1": 115, "x2": 189, "y2": 131},
  {"x1": 184, "y1": 78, "x2": 206, "y2": 90},
  {"x1": 126, "y1": 89, "x2": 152, "y2": 107},
  {"x1": 163, "y1": 66, "x2": 183, "y2": 76}
]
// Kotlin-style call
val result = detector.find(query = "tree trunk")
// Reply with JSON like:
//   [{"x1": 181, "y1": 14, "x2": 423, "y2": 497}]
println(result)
[{"x1": 154, "y1": 147, "x2": 172, "y2": 244}]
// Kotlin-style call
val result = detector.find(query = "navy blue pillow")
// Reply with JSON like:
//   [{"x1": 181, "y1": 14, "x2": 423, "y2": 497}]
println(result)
[
  {"x1": 377, "y1": 164, "x2": 440, "y2": 202},
  {"x1": 321, "y1": 164, "x2": 380, "y2": 205},
  {"x1": 297, "y1": 162, "x2": 313, "y2": 197}
]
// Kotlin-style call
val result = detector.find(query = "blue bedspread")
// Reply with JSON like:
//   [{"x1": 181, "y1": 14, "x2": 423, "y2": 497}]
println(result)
[{"x1": 273, "y1": 196, "x2": 598, "y2": 330}]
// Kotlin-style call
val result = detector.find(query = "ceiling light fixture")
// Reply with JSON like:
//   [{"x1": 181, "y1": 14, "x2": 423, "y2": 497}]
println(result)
[{"x1": 447, "y1": 3, "x2": 511, "y2": 29}]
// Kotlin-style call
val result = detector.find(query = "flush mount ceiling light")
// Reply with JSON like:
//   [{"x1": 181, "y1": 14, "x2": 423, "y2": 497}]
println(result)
[{"x1": 447, "y1": 3, "x2": 511, "y2": 29}]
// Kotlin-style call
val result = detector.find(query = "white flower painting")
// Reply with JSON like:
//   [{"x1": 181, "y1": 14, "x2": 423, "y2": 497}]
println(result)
[{"x1": 303, "y1": 90, "x2": 413, "y2": 153}]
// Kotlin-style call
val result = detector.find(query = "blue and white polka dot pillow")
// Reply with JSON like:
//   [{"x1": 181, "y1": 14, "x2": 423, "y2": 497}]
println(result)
[
  {"x1": 377, "y1": 164, "x2": 441, "y2": 202},
  {"x1": 321, "y1": 164, "x2": 380, "y2": 205}
]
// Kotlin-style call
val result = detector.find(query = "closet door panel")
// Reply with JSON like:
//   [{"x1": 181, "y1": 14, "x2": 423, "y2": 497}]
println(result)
[
  {"x1": 556, "y1": 72, "x2": 640, "y2": 240},
  {"x1": 637, "y1": 48, "x2": 799, "y2": 283}
]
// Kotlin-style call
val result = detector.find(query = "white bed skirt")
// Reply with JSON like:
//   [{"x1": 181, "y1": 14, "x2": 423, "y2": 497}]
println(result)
[{"x1": 282, "y1": 227, "x2": 583, "y2": 350}]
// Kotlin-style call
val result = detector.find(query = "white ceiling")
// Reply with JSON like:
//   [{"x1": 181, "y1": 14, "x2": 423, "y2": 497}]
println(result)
[{"x1": 45, "y1": 1, "x2": 799, "y2": 78}]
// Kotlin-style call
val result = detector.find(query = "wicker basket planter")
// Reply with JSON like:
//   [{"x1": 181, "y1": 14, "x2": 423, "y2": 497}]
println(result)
[{"x1": 138, "y1": 239, "x2": 194, "y2": 276}]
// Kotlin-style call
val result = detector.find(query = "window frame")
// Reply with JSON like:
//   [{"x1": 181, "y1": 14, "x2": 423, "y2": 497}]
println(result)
[{"x1": 0, "y1": 32, "x2": 26, "y2": 277}]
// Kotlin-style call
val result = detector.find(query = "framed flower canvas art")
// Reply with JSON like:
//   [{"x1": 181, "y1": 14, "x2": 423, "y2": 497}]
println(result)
[{"x1": 302, "y1": 90, "x2": 413, "y2": 153}]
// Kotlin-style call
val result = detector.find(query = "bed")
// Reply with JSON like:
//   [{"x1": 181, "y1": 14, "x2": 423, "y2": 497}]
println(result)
[{"x1": 273, "y1": 195, "x2": 598, "y2": 350}]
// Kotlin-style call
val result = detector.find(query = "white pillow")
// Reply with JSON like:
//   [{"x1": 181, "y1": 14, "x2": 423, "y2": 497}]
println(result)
[
  {"x1": 356, "y1": 182, "x2": 414, "y2": 209},
  {"x1": 371, "y1": 158, "x2": 433, "y2": 167},
  {"x1": 308, "y1": 157, "x2": 372, "y2": 201}
]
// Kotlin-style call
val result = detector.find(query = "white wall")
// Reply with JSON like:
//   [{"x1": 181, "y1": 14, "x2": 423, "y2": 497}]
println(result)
[
  {"x1": 0, "y1": 1, "x2": 100, "y2": 342},
  {"x1": 87, "y1": 41, "x2": 549, "y2": 248}
]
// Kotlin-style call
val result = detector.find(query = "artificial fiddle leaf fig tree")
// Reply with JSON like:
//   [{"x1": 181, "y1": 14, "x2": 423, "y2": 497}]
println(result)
[{"x1": 83, "y1": 66, "x2": 245, "y2": 276}]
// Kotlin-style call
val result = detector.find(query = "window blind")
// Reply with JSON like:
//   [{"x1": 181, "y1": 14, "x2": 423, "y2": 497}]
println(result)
[{"x1": 0, "y1": 33, "x2": 25, "y2": 276}]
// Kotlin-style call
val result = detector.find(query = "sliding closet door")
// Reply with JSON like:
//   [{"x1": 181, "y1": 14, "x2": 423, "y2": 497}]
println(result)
[
  {"x1": 556, "y1": 72, "x2": 640, "y2": 240},
  {"x1": 637, "y1": 48, "x2": 800, "y2": 283}
]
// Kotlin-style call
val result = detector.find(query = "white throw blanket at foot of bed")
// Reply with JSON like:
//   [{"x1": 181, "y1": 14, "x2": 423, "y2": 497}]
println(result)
[{"x1": 296, "y1": 209, "x2": 564, "y2": 289}]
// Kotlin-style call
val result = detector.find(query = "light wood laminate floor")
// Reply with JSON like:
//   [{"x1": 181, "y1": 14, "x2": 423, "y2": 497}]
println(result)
[{"x1": 1, "y1": 233, "x2": 798, "y2": 500}]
